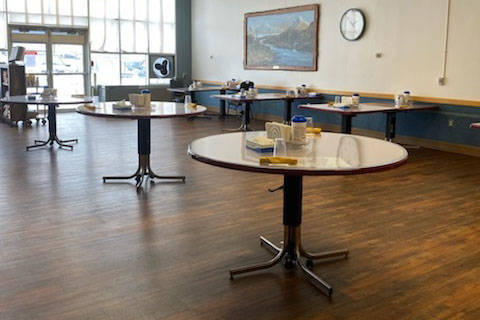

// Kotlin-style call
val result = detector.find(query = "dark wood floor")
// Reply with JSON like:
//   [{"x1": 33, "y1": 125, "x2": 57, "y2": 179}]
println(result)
[{"x1": 0, "y1": 113, "x2": 479, "y2": 320}]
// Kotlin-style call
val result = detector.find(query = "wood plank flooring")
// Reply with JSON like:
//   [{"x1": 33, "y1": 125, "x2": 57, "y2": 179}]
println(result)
[{"x1": 0, "y1": 113, "x2": 479, "y2": 320}]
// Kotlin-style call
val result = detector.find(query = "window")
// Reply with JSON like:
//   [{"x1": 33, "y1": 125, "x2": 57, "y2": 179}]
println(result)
[
  {"x1": 91, "y1": 53, "x2": 120, "y2": 86},
  {"x1": 10, "y1": 27, "x2": 89, "y2": 100},
  {"x1": 52, "y1": 44, "x2": 84, "y2": 73},
  {"x1": 0, "y1": 0, "x2": 176, "y2": 86},
  {"x1": 89, "y1": 0, "x2": 176, "y2": 85},
  {"x1": 12, "y1": 42, "x2": 47, "y2": 74},
  {"x1": 0, "y1": 50, "x2": 7, "y2": 64},
  {"x1": 5, "y1": 0, "x2": 88, "y2": 26},
  {"x1": 121, "y1": 54, "x2": 147, "y2": 85}
]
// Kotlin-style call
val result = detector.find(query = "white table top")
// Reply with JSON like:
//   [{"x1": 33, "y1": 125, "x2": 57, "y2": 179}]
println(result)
[
  {"x1": 470, "y1": 122, "x2": 480, "y2": 129},
  {"x1": 211, "y1": 92, "x2": 322, "y2": 102},
  {"x1": 167, "y1": 86, "x2": 237, "y2": 93},
  {"x1": 1, "y1": 95, "x2": 93, "y2": 105},
  {"x1": 189, "y1": 132, "x2": 408, "y2": 176},
  {"x1": 299, "y1": 103, "x2": 439, "y2": 115},
  {"x1": 76, "y1": 101, "x2": 207, "y2": 119}
]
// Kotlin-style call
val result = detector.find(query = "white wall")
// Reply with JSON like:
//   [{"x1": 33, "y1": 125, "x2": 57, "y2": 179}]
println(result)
[{"x1": 192, "y1": 0, "x2": 480, "y2": 101}]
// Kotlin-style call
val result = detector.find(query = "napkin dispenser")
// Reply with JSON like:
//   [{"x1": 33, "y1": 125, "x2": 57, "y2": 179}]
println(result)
[
  {"x1": 341, "y1": 96, "x2": 353, "y2": 106},
  {"x1": 129, "y1": 93, "x2": 151, "y2": 107},
  {"x1": 41, "y1": 87, "x2": 57, "y2": 97},
  {"x1": 265, "y1": 122, "x2": 292, "y2": 141}
]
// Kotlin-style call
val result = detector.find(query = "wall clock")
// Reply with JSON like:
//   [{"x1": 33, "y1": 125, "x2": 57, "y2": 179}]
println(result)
[{"x1": 340, "y1": 8, "x2": 366, "y2": 41}]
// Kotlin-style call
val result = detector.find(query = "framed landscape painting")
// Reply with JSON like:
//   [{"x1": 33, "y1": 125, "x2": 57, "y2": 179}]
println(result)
[{"x1": 244, "y1": 4, "x2": 319, "y2": 71}]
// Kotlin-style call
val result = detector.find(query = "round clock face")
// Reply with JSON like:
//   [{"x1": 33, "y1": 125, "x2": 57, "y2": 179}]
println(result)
[{"x1": 340, "y1": 9, "x2": 365, "y2": 41}]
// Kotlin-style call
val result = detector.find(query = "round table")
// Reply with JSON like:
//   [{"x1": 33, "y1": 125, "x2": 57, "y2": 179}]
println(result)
[
  {"x1": 0, "y1": 95, "x2": 93, "y2": 150},
  {"x1": 188, "y1": 131, "x2": 408, "y2": 296},
  {"x1": 77, "y1": 101, "x2": 207, "y2": 191}
]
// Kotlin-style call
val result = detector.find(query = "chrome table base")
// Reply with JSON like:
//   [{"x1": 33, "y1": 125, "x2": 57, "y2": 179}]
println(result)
[
  {"x1": 229, "y1": 175, "x2": 348, "y2": 297},
  {"x1": 230, "y1": 226, "x2": 348, "y2": 297},
  {"x1": 27, "y1": 137, "x2": 77, "y2": 151},
  {"x1": 103, "y1": 154, "x2": 185, "y2": 192},
  {"x1": 102, "y1": 119, "x2": 185, "y2": 192},
  {"x1": 26, "y1": 103, "x2": 78, "y2": 151}
]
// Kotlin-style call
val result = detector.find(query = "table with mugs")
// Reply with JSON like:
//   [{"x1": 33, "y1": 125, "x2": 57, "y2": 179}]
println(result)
[
  {"x1": 77, "y1": 101, "x2": 207, "y2": 192},
  {"x1": 188, "y1": 131, "x2": 408, "y2": 296}
]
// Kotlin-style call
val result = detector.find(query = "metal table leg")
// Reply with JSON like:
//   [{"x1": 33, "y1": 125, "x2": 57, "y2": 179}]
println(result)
[
  {"x1": 284, "y1": 99, "x2": 293, "y2": 124},
  {"x1": 230, "y1": 175, "x2": 349, "y2": 297},
  {"x1": 26, "y1": 103, "x2": 78, "y2": 151},
  {"x1": 219, "y1": 89, "x2": 227, "y2": 118},
  {"x1": 341, "y1": 115, "x2": 353, "y2": 134},
  {"x1": 223, "y1": 102, "x2": 253, "y2": 132},
  {"x1": 103, "y1": 118, "x2": 186, "y2": 192},
  {"x1": 385, "y1": 112, "x2": 396, "y2": 141}
]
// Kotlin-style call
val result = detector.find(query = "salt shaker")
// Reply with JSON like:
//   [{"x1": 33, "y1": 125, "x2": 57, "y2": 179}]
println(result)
[
  {"x1": 291, "y1": 115, "x2": 307, "y2": 144},
  {"x1": 141, "y1": 89, "x2": 151, "y2": 107},
  {"x1": 352, "y1": 93, "x2": 360, "y2": 107},
  {"x1": 403, "y1": 91, "x2": 411, "y2": 105}
]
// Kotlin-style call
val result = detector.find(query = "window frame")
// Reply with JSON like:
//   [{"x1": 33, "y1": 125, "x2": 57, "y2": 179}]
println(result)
[
  {"x1": 89, "y1": 0, "x2": 176, "y2": 86},
  {"x1": 0, "y1": 0, "x2": 176, "y2": 87}
]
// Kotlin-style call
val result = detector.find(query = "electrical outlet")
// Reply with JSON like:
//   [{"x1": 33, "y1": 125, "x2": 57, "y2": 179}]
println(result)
[
  {"x1": 438, "y1": 77, "x2": 445, "y2": 86},
  {"x1": 448, "y1": 119, "x2": 454, "y2": 127}
]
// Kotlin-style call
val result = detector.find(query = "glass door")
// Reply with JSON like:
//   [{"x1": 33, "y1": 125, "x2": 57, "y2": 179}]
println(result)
[
  {"x1": 52, "y1": 44, "x2": 85, "y2": 97},
  {"x1": 9, "y1": 25, "x2": 90, "y2": 105},
  {"x1": 12, "y1": 42, "x2": 49, "y2": 94}
]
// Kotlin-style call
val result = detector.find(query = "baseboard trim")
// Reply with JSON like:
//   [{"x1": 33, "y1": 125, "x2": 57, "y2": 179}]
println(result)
[{"x1": 205, "y1": 105, "x2": 480, "y2": 157}]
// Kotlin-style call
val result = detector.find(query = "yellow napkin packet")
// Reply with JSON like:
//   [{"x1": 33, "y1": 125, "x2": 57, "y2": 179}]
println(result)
[
  {"x1": 188, "y1": 103, "x2": 198, "y2": 109},
  {"x1": 259, "y1": 157, "x2": 298, "y2": 165},
  {"x1": 306, "y1": 127, "x2": 322, "y2": 134},
  {"x1": 84, "y1": 103, "x2": 97, "y2": 110}
]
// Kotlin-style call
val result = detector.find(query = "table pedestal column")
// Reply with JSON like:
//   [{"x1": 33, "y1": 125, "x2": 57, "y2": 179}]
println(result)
[
  {"x1": 223, "y1": 101, "x2": 253, "y2": 132},
  {"x1": 219, "y1": 89, "x2": 227, "y2": 117},
  {"x1": 385, "y1": 112, "x2": 396, "y2": 141},
  {"x1": 102, "y1": 118, "x2": 185, "y2": 192},
  {"x1": 229, "y1": 175, "x2": 349, "y2": 297},
  {"x1": 27, "y1": 103, "x2": 78, "y2": 151},
  {"x1": 341, "y1": 115, "x2": 353, "y2": 134},
  {"x1": 283, "y1": 99, "x2": 293, "y2": 124}
]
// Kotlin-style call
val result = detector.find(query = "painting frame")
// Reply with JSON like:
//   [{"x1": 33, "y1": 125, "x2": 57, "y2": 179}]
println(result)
[{"x1": 244, "y1": 4, "x2": 319, "y2": 71}]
